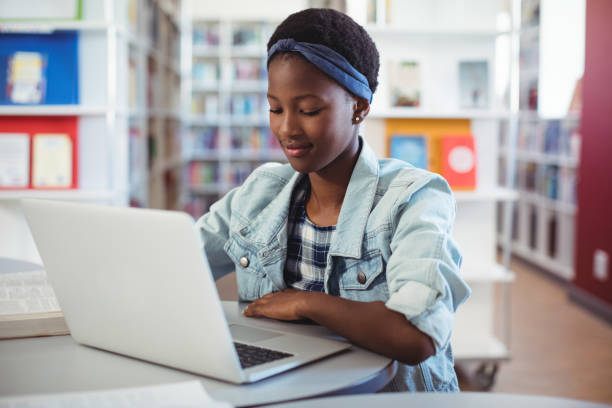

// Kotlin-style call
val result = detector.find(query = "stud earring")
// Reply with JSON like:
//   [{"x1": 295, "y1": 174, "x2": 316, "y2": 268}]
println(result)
[{"x1": 354, "y1": 116, "x2": 360, "y2": 122}]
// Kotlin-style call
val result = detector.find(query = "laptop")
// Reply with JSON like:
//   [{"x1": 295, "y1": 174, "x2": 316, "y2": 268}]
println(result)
[{"x1": 21, "y1": 199, "x2": 351, "y2": 384}]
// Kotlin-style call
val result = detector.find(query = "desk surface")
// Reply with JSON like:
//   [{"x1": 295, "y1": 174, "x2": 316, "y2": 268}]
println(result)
[
  {"x1": 0, "y1": 301, "x2": 395, "y2": 407},
  {"x1": 270, "y1": 392, "x2": 611, "y2": 408}
]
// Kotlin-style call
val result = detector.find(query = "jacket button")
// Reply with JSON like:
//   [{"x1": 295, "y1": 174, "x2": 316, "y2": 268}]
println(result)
[
  {"x1": 239, "y1": 256, "x2": 249, "y2": 268},
  {"x1": 357, "y1": 270, "x2": 367, "y2": 284}
]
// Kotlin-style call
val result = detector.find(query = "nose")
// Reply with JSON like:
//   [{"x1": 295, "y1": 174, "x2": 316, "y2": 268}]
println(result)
[{"x1": 275, "y1": 110, "x2": 301, "y2": 140}]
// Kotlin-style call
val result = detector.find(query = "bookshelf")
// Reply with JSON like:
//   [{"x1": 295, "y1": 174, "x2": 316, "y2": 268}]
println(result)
[
  {"x1": 495, "y1": 0, "x2": 584, "y2": 282},
  {"x1": 182, "y1": 17, "x2": 286, "y2": 217},
  {"x1": 346, "y1": 0, "x2": 521, "y2": 383},
  {"x1": 0, "y1": 0, "x2": 187, "y2": 262}
]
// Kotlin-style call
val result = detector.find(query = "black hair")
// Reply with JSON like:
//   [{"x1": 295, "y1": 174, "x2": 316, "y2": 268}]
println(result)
[{"x1": 267, "y1": 8, "x2": 380, "y2": 95}]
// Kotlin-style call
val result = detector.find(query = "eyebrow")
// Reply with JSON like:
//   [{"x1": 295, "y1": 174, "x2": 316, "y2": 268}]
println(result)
[{"x1": 267, "y1": 93, "x2": 323, "y2": 101}]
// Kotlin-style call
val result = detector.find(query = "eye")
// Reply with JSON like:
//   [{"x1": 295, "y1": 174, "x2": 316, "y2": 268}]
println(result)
[
  {"x1": 300, "y1": 108, "x2": 323, "y2": 116},
  {"x1": 269, "y1": 108, "x2": 282, "y2": 114}
]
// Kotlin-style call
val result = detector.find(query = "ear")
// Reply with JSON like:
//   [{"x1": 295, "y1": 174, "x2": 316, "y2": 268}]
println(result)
[{"x1": 352, "y1": 97, "x2": 371, "y2": 124}]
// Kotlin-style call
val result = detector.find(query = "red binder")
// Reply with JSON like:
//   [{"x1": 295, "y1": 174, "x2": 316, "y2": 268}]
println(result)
[{"x1": 441, "y1": 134, "x2": 477, "y2": 190}]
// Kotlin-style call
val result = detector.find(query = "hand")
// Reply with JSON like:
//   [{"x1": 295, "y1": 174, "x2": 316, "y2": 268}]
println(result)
[{"x1": 243, "y1": 289, "x2": 309, "y2": 321}]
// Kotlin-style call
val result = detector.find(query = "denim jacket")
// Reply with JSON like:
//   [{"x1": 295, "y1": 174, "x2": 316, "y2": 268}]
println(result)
[{"x1": 196, "y1": 137, "x2": 471, "y2": 392}]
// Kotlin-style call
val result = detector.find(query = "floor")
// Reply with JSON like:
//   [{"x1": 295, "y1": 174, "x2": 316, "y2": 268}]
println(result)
[
  {"x1": 456, "y1": 256, "x2": 612, "y2": 404},
  {"x1": 215, "y1": 257, "x2": 612, "y2": 404}
]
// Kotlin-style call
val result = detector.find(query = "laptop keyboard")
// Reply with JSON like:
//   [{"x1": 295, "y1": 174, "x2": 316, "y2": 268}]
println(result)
[{"x1": 234, "y1": 342, "x2": 293, "y2": 368}]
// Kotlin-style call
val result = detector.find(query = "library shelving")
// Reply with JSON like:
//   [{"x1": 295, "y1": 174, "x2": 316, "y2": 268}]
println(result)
[
  {"x1": 181, "y1": 17, "x2": 286, "y2": 217},
  {"x1": 495, "y1": 0, "x2": 584, "y2": 282},
  {"x1": 346, "y1": 0, "x2": 521, "y2": 386},
  {"x1": 0, "y1": 0, "x2": 187, "y2": 262}
]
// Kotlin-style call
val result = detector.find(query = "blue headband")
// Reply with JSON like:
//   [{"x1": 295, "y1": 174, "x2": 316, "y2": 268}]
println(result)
[{"x1": 267, "y1": 38, "x2": 373, "y2": 102}]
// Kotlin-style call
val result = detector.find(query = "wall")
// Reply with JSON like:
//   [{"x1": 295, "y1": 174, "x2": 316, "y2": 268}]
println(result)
[{"x1": 572, "y1": 0, "x2": 612, "y2": 313}]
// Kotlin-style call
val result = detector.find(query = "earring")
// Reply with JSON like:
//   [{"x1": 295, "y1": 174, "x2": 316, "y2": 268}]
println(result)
[{"x1": 354, "y1": 116, "x2": 361, "y2": 123}]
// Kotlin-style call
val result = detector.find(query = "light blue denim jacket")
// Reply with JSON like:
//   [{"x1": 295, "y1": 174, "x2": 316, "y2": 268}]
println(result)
[{"x1": 196, "y1": 138, "x2": 471, "y2": 392}]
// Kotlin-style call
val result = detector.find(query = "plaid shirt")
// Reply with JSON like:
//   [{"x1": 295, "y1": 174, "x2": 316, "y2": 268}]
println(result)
[{"x1": 284, "y1": 178, "x2": 336, "y2": 292}]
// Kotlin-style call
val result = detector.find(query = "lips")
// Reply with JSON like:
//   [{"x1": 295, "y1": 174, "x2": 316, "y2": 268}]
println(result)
[{"x1": 283, "y1": 142, "x2": 313, "y2": 158}]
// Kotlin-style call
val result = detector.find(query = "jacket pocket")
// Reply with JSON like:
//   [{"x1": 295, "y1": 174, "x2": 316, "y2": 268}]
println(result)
[{"x1": 339, "y1": 251, "x2": 388, "y2": 301}]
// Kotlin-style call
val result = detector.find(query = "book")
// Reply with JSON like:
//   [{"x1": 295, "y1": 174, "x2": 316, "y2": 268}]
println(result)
[
  {"x1": 31, "y1": 133, "x2": 73, "y2": 188},
  {"x1": 441, "y1": 135, "x2": 477, "y2": 190},
  {"x1": 0, "y1": 133, "x2": 30, "y2": 188},
  {"x1": 458, "y1": 61, "x2": 489, "y2": 109},
  {"x1": 388, "y1": 60, "x2": 421, "y2": 107},
  {"x1": 389, "y1": 134, "x2": 428, "y2": 169},
  {"x1": 0, "y1": 266, "x2": 69, "y2": 340}
]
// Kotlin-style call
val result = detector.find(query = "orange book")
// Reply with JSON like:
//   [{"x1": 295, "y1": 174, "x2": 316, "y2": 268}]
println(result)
[{"x1": 441, "y1": 135, "x2": 477, "y2": 190}]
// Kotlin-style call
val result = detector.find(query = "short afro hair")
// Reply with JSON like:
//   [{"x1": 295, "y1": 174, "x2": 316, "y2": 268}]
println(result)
[{"x1": 267, "y1": 8, "x2": 380, "y2": 95}]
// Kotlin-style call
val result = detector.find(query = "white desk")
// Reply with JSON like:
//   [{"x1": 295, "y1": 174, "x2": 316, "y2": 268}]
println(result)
[
  {"x1": 270, "y1": 392, "x2": 612, "y2": 408},
  {"x1": 0, "y1": 301, "x2": 396, "y2": 407}
]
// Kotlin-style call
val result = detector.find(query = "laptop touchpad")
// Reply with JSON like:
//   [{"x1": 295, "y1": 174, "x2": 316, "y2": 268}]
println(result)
[{"x1": 229, "y1": 324, "x2": 284, "y2": 343}]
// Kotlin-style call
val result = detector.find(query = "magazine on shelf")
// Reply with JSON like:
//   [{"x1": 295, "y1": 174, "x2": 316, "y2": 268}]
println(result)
[
  {"x1": 0, "y1": 133, "x2": 30, "y2": 188},
  {"x1": 441, "y1": 135, "x2": 477, "y2": 190},
  {"x1": 31, "y1": 133, "x2": 73, "y2": 188},
  {"x1": 458, "y1": 61, "x2": 489, "y2": 109},
  {"x1": 388, "y1": 134, "x2": 429, "y2": 170},
  {"x1": 388, "y1": 60, "x2": 421, "y2": 107}
]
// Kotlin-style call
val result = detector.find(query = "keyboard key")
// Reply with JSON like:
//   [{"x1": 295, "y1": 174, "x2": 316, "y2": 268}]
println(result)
[{"x1": 234, "y1": 342, "x2": 293, "y2": 369}]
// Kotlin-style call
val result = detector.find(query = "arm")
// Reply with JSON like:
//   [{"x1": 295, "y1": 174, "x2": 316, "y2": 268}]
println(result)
[
  {"x1": 243, "y1": 290, "x2": 435, "y2": 365},
  {"x1": 196, "y1": 187, "x2": 239, "y2": 281}
]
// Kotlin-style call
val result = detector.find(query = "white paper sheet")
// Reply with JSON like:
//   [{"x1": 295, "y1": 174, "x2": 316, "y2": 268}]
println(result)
[{"x1": 0, "y1": 381, "x2": 233, "y2": 408}]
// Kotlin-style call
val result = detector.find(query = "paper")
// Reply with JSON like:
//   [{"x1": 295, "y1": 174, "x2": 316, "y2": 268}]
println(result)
[
  {"x1": 0, "y1": 270, "x2": 61, "y2": 315},
  {"x1": 389, "y1": 60, "x2": 421, "y2": 107},
  {"x1": 8, "y1": 52, "x2": 46, "y2": 104},
  {"x1": 0, "y1": 381, "x2": 233, "y2": 408},
  {"x1": 458, "y1": 61, "x2": 489, "y2": 109},
  {"x1": 32, "y1": 133, "x2": 73, "y2": 188},
  {"x1": 0, "y1": 133, "x2": 30, "y2": 188}
]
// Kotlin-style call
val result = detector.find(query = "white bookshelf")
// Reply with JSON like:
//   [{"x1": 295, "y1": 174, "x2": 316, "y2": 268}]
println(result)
[
  {"x1": 496, "y1": 0, "x2": 584, "y2": 282},
  {"x1": 348, "y1": 0, "x2": 521, "y2": 377},
  {"x1": 0, "y1": 0, "x2": 187, "y2": 262}
]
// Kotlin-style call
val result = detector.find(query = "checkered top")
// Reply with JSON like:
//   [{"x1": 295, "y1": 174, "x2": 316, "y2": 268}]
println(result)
[{"x1": 284, "y1": 178, "x2": 336, "y2": 292}]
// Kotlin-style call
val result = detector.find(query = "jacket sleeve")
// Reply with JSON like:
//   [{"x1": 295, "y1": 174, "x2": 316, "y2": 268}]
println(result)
[
  {"x1": 195, "y1": 187, "x2": 240, "y2": 281},
  {"x1": 384, "y1": 174, "x2": 471, "y2": 353}
]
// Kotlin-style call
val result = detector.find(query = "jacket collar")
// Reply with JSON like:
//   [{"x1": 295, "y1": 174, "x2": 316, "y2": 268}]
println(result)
[
  {"x1": 243, "y1": 137, "x2": 379, "y2": 260},
  {"x1": 329, "y1": 137, "x2": 379, "y2": 259}
]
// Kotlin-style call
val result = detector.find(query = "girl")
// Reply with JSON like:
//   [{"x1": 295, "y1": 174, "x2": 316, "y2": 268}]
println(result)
[{"x1": 196, "y1": 8, "x2": 471, "y2": 392}]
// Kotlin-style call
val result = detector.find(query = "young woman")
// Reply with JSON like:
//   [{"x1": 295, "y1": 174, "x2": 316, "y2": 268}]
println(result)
[{"x1": 196, "y1": 8, "x2": 471, "y2": 392}]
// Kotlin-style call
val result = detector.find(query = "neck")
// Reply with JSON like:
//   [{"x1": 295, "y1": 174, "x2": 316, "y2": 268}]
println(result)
[{"x1": 306, "y1": 136, "x2": 361, "y2": 221}]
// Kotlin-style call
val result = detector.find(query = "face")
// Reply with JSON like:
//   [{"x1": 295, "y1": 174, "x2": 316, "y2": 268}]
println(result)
[{"x1": 267, "y1": 54, "x2": 367, "y2": 175}]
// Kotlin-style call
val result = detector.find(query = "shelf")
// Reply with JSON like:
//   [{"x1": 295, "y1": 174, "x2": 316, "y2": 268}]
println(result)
[
  {"x1": 192, "y1": 45, "x2": 221, "y2": 57},
  {"x1": 365, "y1": 26, "x2": 511, "y2": 38},
  {"x1": 512, "y1": 243, "x2": 574, "y2": 280},
  {"x1": 500, "y1": 149, "x2": 579, "y2": 168},
  {"x1": 461, "y1": 262, "x2": 515, "y2": 282},
  {"x1": 0, "y1": 21, "x2": 110, "y2": 33},
  {"x1": 452, "y1": 334, "x2": 509, "y2": 361},
  {"x1": 519, "y1": 192, "x2": 577, "y2": 214},
  {"x1": 0, "y1": 190, "x2": 115, "y2": 201},
  {"x1": 368, "y1": 108, "x2": 511, "y2": 120},
  {"x1": 0, "y1": 105, "x2": 107, "y2": 116},
  {"x1": 454, "y1": 187, "x2": 518, "y2": 202}
]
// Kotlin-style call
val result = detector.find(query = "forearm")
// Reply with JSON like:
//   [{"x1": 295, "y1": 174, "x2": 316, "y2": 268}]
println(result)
[{"x1": 298, "y1": 292, "x2": 435, "y2": 365}]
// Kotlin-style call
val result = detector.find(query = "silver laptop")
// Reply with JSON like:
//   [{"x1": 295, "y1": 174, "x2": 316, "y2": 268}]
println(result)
[{"x1": 21, "y1": 199, "x2": 351, "y2": 384}]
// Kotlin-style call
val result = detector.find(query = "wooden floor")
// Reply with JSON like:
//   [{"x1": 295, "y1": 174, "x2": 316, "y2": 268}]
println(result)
[
  {"x1": 215, "y1": 257, "x2": 612, "y2": 404},
  {"x1": 457, "y1": 257, "x2": 612, "y2": 404}
]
